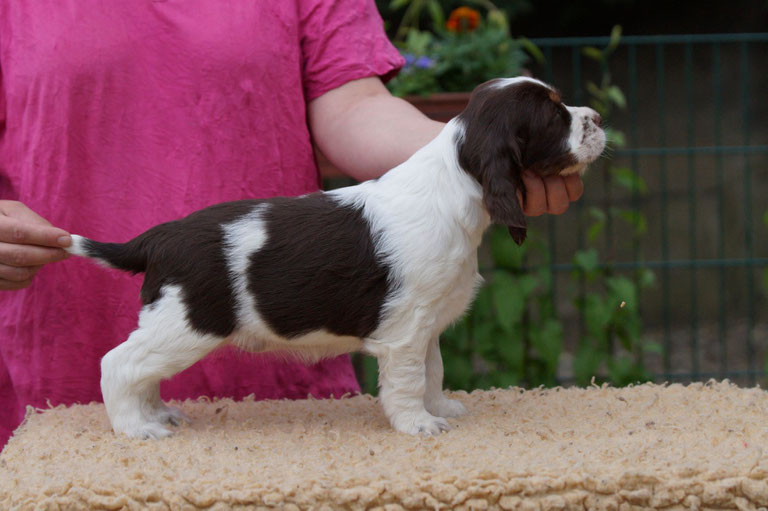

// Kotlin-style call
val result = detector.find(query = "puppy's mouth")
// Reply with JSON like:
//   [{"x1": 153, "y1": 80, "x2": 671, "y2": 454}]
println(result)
[{"x1": 562, "y1": 122, "x2": 606, "y2": 176}]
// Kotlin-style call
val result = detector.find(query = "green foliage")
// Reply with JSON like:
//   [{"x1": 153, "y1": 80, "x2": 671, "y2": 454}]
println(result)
[
  {"x1": 436, "y1": 29, "x2": 528, "y2": 93},
  {"x1": 565, "y1": 25, "x2": 655, "y2": 387},
  {"x1": 441, "y1": 25, "x2": 656, "y2": 391},
  {"x1": 359, "y1": 26, "x2": 658, "y2": 395},
  {"x1": 581, "y1": 26, "x2": 624, "y2": 118},
  {"x1": 571, "y1": 269, "x2": 654, "y2": 386},
  {"x1": 385, "y1": 2, "x2": 529, "y2": 97},
  {"x1": 388, "y1": 0, "x2": 447, "y2": 40},
  {"x1": 440, "y1": 228, "x2": 562, "y2": 389}
]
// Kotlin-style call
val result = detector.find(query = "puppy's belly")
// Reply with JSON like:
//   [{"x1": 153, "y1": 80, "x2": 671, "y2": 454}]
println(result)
[{"x1": 231, "y1": 326, "x2": 363, "y2": 363}]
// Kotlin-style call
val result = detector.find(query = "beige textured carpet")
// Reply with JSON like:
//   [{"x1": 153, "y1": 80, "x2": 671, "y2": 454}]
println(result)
[{"x1": 2, "y1": 381, "x2": 768, "y2": 510}]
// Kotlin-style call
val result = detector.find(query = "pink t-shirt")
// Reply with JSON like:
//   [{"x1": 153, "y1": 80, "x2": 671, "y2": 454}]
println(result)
[{"x1": 0, "y1": 0, "x2": 403, "y2": 447}]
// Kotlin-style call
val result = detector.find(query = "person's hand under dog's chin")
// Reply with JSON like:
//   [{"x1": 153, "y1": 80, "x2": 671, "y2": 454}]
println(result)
[{"x1": 517, "y1": 172, "x2": 584, "y2": 217}]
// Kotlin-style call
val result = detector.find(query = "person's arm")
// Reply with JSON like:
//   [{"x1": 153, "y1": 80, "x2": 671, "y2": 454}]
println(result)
[
  {"x1": 309, "y1": 76, "x2": 443, "y2": 181},
  {"x1": 0, "y1": 201, "x2": 71, "y2": 290},
  {"x1": 308, "y1": 76, "x2": 583, "y2": 215}
]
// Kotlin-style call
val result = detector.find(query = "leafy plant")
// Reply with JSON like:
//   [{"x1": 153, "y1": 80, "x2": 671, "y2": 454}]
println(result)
[
  {"x1": 441, "y1": 227, "x2": 562, "y2": 390},
  {"x1": 569, "y1": 26, "x2": 658, "y2": 386},
  {"x1": 388, "y1": 0, "x2": 447, "y2": 41},
  {"x1": 386, "y1": 3, "x2": 530, "y2": 97},
  {"x1": 443, "y1": 26, "x2": 656, "y2": 390},
  {"x1": 570, "y1": 252, "x2": 657, "y2": 386},
  {"x1": 356, "y1": 26, "x2": 657, "y2": 394}
]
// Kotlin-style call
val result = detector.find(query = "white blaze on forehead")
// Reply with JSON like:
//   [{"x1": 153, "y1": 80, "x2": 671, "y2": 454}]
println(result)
[{"x1": 489, "y1": 76, "x2": 552, "y2": 91}]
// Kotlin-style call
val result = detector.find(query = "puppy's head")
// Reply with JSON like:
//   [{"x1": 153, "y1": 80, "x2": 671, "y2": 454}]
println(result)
[{"x1": 456, "y1": 77, "x2": 605, "y2": 244}]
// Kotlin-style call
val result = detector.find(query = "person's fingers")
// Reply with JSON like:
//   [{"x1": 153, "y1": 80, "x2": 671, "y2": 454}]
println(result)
[
  {"x1": 563, "y1": 174, "x2": 584, "y2": 202},
  {"x1": 542, "y1": 175, "x2": 571, "y2": 215},
  {"x1": 0, "y1": 263, "x2": 42, "y2": 283},
  {"x1": 0, "y1": 214, "x2": 71, "y2": 248},
  {"x1": 520, "y1": 171, "x2": 547, "y2": 216},
  {"x1": 0, "y1": 241, "x2": 70, "y2": 268},
  {"x1": 517, "y1": 172, "x2": 584, "y2": 218}
]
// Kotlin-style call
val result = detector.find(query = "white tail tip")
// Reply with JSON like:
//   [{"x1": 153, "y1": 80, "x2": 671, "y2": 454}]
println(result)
[{"x1": 65, "y1": 234, "x2": 90, "y2": 257}]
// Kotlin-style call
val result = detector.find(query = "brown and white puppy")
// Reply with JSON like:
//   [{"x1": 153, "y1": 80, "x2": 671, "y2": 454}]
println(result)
[{"x1": 66, "y1": 77, "x2": 605, "y2": 439}]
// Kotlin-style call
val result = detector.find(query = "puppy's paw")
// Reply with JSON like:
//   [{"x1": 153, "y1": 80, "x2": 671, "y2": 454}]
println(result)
[
  {"x1": 426, "y1": 397, "x2": 468, "y2": 418},
  {"x1": 150, "y1": 405, "x2": 190, "y2": 427},
  {"x1": 393, "y1": 411, "x2": 451, "y2": 436},
  {"x1": 117, "y1": 421, "x2": 174, "y2": 440}
]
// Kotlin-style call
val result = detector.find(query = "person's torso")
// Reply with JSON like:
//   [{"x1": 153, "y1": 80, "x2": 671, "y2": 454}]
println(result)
[{"x1": 0, "y1": 0, "x2": 320, "y2": 235}]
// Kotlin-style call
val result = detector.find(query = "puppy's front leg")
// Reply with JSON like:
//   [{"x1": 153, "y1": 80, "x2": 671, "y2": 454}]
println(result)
[
  {"x1": 424, "y1": 337, "x2": 468, "y2": 418},
  {"x1": 370, "y1": 337, "x2": 450, "y2": 435}
]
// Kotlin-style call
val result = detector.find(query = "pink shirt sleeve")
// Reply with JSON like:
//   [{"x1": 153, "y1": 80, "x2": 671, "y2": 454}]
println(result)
[{"x1": 298, "y1": 0, "x2": 405, "y2": 101}]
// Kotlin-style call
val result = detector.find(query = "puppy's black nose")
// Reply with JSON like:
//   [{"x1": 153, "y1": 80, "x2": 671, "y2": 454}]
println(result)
[{"x1": 592, "y1": 114, "x2": 602, "y2": 127}]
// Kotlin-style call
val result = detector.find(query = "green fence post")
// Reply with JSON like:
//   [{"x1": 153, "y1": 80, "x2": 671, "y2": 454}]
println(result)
[
  {"x1": 656, "y1": 42, "x2": 671, "y2": 375},
  {"x1": 740, "y1": 41, "x2": 756, "y2": 385},
  {"x1": 713, "y1": 42, "x2": 728, "y2": 378},
  {"x1": 685, "y1": 41, "x2": 700, "y2": 380}
]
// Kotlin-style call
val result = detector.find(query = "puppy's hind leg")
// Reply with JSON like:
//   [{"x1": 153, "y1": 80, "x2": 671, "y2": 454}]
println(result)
[
  {"x1": 145, "y1": 384, "x2": 190, "y2": 427},
  {"x1": 100, "y1": 285, "x2": 226, "y2": 439}
]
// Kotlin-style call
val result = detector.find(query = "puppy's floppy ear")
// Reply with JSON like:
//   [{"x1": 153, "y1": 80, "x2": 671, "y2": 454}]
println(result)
[
  {"x1": 456, "y1": 81, "x2": 528, "y2": 245},
  {"x1": 479, "y1": 137, "x2": 527, "y2": 245}
]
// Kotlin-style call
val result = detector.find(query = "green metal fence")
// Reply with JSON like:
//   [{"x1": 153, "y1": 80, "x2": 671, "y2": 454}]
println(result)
[{"x1": 527, "y1": 33, "x2": 768, "y2": 385}]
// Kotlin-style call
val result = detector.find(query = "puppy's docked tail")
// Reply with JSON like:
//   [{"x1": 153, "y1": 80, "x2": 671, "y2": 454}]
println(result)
[{"x1": 65, "y1": 235, "x2": 148, "y2": 274}]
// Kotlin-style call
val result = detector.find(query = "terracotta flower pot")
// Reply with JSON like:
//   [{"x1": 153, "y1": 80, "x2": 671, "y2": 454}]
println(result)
[
  {"x1": 317, "y1": 92, "x2": 472, "y2": 179},
  {"x1": 405, "y1": 91, "x2": 472, "y2": 123}
]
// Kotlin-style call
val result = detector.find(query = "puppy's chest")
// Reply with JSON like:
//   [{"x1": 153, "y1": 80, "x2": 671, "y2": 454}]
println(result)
[
  {"x1": 436, "y1": 257, "x2": 481, "y2": 327},
  {"x1": 398, "y1": 248, "x2": 480, "y2": 328}
]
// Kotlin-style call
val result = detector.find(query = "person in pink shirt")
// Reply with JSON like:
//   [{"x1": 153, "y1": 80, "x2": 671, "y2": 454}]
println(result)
[{"x1": 0, "y1": 0, "x2": 584, "y2": 448}]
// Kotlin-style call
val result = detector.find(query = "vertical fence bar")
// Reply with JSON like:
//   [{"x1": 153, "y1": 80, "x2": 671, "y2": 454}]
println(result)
[
  {"x1": 572, "y1": 45, "x2": 587, "y2": 342},
  {"x1": 713, "y1": 42, "x2": 728, "y2": 378},
  {"x1": 627, "y1": 44, "x2": 643, "y2": 344},
  {"x1": 740, "y1": 41, "x2": 756, "y2": 385},
  {"x1": 602, "y1": 51, "x2": 616, "y2": 358},
  {"x1": 656, "y1": 43, "x2": 671, "y2": 375},
  {"x1": 572, "y1": 45, "x2": 585, "y2": 252},
  {"x1": 685, "y1": 42, "x2": 700, "y2": 380},
  {"x1": 543, "y1": 45, "x2": 554, "y2": 86},
  {"x1": 627, "y1": 43, "x2": 646, "y2": 370},
  {"x1": 627, "y1": 44, "x2": 640, "y2": 242},
  {"x1": 544, "y1": 47, "x2": 559, "y2": 317},
  {"x1": 572, "y1": 46, "x2": 583, "y2": 104},
  {"x1": 601, "y1": 51, "x2": 614, "y2": 269}
]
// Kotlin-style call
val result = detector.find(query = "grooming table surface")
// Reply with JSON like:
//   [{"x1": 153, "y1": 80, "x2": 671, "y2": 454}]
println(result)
[{"x1": 2, "y1": 381, "x2": 768, "y2": 510}]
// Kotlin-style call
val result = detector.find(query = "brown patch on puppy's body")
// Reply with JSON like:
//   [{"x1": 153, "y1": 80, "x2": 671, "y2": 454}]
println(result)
[
  {"x1": 247, "y1": 194, "x2": 391, "y2": 340},
  {"x1": 81, "y1": 194, "x2": 392, "y2": 340}
]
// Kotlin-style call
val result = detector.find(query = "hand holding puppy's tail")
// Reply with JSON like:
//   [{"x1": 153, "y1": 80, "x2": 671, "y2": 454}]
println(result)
[{"x1": 65, "y1": 235, "x2": 147, "y2": 274}]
